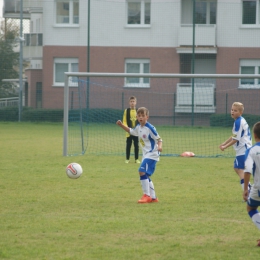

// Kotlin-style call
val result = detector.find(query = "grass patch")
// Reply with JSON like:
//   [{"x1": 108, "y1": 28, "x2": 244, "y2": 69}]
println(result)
[{"x1": 0, "y1": 122, "x2": 259, "y2": 259}]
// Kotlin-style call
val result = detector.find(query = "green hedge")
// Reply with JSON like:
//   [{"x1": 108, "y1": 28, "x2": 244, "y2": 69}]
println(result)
[
  {"x1": 210, "y1": 114, "x2": 260, "y2": 127},
  {"x1": 0, "y1": 107, "x2": 19, "y2": 121},
  {"x1": 69, "y1": 108, "x2": 123, "y2": 123},
  {"x1": 0, "y1": 107, "x2": 123, "y2": 123}
]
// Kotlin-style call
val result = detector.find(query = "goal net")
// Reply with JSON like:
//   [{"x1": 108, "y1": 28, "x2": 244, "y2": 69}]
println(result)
[{"x1": 63, "y1": 73, "x2": 260, "y2": 157}]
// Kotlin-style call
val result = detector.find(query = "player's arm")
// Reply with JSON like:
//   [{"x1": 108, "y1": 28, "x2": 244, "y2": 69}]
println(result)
[
  {"x1": 157, "y1": 139, "x2": 163, "y2": 152},
  {"x1": 219, "y1": 137, "x2": 236, "y2": 151},
  {"x1": 122, "y1": 109, "x2": 127, "y2": 126},
  {"x1": 243, "y1": 149, "x2": 253, "y2": 201},
  {"x1": 116, "y1": 120, "x2": 130, "y2": 133},
  {"x1": 243, "y1": 172, "x2": 251, "y2": 201}
]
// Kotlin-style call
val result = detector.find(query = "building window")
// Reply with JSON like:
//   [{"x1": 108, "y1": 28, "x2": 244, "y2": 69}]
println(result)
[
  {"x1": 195, "y1": 0, "x2": 216, "y2": 24},
  {"x1": 240, "y1": 60, "x2": 260, "y2": 88},
  {"x1": 242, "y1": 0, "x2": 260, "y2": 25},
  {"x1": 54, "y1": 58, "x2": 78, "y2": 86},
  {"x1": 127, "y1": 0, "x2": 150, "y2": 26},
  {"x1": 125, "y1": 59, "x2": 150, "y2": 88},
  {"x1": 56, "y1": 0, "x2": 79, "y2": 25}
]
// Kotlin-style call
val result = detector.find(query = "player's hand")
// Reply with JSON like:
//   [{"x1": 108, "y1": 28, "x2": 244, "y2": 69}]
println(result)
[
  {"x1": 219, "y1": 145, "x2": 225, "y2": 151},
  {"x1": 158, "y1": 147, "x2": 162, "y2": 152},
  {"x1": 243, "y1": 190, "x2": 249, "y2": 201},
  {"x1": 116, "y1": 120, "x2": 123, "y2": 126}
]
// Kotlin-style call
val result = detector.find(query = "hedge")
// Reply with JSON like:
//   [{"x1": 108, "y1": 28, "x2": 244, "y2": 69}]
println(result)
[
  {"x1": 210, "y1": 114, "x2": 260, "y2": 127},
  {"x1": 0, "y1": 107, "x2": 123, "y2": 123}
]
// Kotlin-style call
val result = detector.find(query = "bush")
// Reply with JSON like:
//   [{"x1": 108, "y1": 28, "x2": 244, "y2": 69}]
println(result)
[
  {"x1": 0, "y1": 107, "x2": 19, "y2": 121},
  {"x1": 210, "y1": 114, "x2": 260, "y2": 127},
  {"x1": 69, "y1": 108, "x2": 123, "y2": 123},
  {"x1": 22, "y1": 109, "x2": 63, "y2": 122}
]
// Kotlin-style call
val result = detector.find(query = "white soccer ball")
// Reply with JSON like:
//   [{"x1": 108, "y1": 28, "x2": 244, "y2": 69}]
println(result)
[{"x1": 66, "y1": 163, "x2": 83, "y2": 179}]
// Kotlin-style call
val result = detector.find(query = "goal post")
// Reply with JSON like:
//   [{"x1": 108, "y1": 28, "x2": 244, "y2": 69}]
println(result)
[{"x1": 63, "y1": 72, "x2": 260, "y2": 157}]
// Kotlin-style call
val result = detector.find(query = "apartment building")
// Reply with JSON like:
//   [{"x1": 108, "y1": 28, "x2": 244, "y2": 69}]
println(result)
[{"x1": 3, "y1": 0, "x2": 260, "y2": 114}]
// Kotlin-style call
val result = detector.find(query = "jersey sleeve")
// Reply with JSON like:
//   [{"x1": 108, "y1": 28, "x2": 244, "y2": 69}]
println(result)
[{"x1": 129, "y1": 125, "x2": 139, "y2": 137}]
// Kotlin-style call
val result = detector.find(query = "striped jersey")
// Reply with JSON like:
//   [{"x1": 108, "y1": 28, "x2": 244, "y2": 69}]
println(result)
[
  {"x1": 232, "y1": 116, "x2": 252, "y2": 156},
  {"x1": 244, "y1": 143, "x2": 260, "y2": 201},
  {"x1": 130, "y1": 122, "x2": 162, "y2": 161}
]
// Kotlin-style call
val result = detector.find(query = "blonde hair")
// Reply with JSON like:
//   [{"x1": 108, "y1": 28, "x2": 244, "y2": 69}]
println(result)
[
  {"x1": 232, "y1": 102, "x2": 244, "y2": 112},
  {"x1": 137, "y1": 107, "x2": 149, "y2": 116}
]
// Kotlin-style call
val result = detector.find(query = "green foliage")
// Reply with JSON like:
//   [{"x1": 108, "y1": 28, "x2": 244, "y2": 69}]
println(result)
[
  {"x1": 0, "y1": 107, "x2": 19, "y2": 121},
  {"x1": 0, "y1": 122, "x2": 260, "y2": 260},
  {"x1": 210, "y1": 113, "x2": 260, "y2": 127},
  {"x1": 0, "y1": 20, "x2": 20, "y2": 98},
  {"x1": 69, "y1": 108, "x2": 124, "y2": 123},
  {"x1": 22, "y1": 108, "x2": 64, "y2": 122}
]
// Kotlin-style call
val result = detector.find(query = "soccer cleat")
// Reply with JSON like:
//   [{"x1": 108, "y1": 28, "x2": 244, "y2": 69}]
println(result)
[
  {"x1": 125, "y1": 160, "x2": 129, "y2": 164},
  {"x1": 135, "y1": 159, "x2": 141, "y2": 164},
  {"x1": 138, "y1": 194, "x2": 152, "y2": 203},
  {"x1": 151, "y1": 198, "x2": 159, "y2": 203},
  {"x1": 257, "y1": 239, "x2": 260, "y2": 247}
]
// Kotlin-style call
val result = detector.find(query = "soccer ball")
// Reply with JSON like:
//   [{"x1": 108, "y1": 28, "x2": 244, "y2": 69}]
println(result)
[{"x1": 66, "y1": 163, "x2": 83, "y2": 179}]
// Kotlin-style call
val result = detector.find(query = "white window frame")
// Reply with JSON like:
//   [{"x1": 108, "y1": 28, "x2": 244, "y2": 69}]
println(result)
[
  {"x1": 241, "y1": 0, "x2": 260, "y2": 28},
  {"x1": 195, "y1": 0, "x2": 217, "y2": 25},
  {"x1": 54, "y1": 0, "x2": 79, "y2": 27},
  {"x1": 124, "y1": 59, "x2": 150, "y2": 88},
  {"x1": 53, "y1": 58, "x2": 79, "y2": 87},
  {"x1": 125, "y1": 0, "x2": 151, "y2": 28},
  {"x1": 239, "y1": 59, "x2": 260, "y2": 89}
]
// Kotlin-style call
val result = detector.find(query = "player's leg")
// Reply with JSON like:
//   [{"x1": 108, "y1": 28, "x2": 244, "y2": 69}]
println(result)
[
  {"x1": 247, "y1": 199, "x2": 260, "y2": 246},
  {"x1": 149, "y1": 178, "x2": 159, "y2": 202},
  {"x1": 137, "y1": 159, "x2": 156, "y2": 203},
  {"x1": 133, "y1": 136, "x2": 140, "y2": 163},
  {"x1": 125, "y1": 136, "x2": 133, "y2": 162},
  {"x1": 234, "y1": 156, "x2": 251, "y2": 191}
]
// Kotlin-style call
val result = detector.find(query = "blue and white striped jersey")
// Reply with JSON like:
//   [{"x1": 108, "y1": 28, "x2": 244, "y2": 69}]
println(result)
[
  {"x1": 244, "y1": 143, "x2": 260, "y2": 201},
  {"x1": 232, "y1": 116, "x2": 252, "y2": 156},
  {"x1": 130, "y1": 122, "x2": 162, "y2": 161}
]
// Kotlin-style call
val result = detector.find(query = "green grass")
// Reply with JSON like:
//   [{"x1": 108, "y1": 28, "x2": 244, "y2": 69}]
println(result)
[{"x1": 0, "y1": 122, "x2": 259, "y2": 260}]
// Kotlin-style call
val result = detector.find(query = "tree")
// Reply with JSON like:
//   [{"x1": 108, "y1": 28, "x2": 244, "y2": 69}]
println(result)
[{"x1": 0, "y1": 19, "x2": 20, "y2": 98}]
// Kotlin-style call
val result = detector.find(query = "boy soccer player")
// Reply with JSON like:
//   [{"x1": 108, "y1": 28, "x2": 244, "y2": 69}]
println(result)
[
  {"x1": 116, "y1": 107, "x2": 162, "y2": 203},
  {"x1": 219, "y1": 102, "x2": 252, "y2": 194},
  {"x1": 122, "y1": 96, "x2": 140, "y2": 164},
  {"x1": 243, "y1": 121, "x2": 260, "y2": 247}
]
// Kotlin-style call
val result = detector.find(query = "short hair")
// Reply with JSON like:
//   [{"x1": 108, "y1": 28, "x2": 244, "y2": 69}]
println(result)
[
  {"x1": 129, "y1": 96, "x2": 137, "y2": 101},
  {"x1": 137, "y1": 107, "x2": 149, "y2": 116},
  {"x1": 253, "y1": 122, "x2": 260, "y2": 139},
  {"x1": 232, "y1": 102, "x2": 244, "y2": 112}
]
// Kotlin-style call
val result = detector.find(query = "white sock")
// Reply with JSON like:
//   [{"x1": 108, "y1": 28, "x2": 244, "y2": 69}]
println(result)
[
  {"x1": 140, "y1": 179, "x2": 150, "y2": 196},
  {"x1": 149, "y1": 179, "x2": 156, "y2": 199},
  {"x1": 251, "y1": 211, "x2": 260, "y2": 230}
]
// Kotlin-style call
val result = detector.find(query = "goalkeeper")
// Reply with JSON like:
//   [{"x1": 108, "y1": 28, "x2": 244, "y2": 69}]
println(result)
[{"x1": 122, "y1": 96, "x2": 140, "y2": 164}]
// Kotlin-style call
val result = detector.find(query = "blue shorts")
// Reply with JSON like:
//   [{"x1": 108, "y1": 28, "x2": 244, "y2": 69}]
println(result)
[
  {"x1": 138, "y1": 158, "x2": 157, "y2": 176},
  {"x1": 247, "y1": 197, "x2": 260, "y2": 207},
  {"x1": 234, "y1": 155, "x2": 245, "y2": 169}
]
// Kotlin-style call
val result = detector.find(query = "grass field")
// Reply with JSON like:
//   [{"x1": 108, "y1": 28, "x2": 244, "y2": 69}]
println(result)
[{"x1": 0, "y1": 122, "x2": 259, "y2": 260}]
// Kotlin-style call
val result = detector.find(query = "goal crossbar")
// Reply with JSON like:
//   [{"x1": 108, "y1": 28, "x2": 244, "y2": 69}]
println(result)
[{"x1": 63, "y1": 72, "x2": 260, "y2": 156}]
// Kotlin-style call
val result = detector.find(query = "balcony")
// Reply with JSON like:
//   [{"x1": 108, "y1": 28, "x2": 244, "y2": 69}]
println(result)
[
  {"x1": 175, "y1": 83, "x2": 216, "y2": 113},
  {"x1": 3, "y1": 0, "x2": 30, "y2": 18},
  {"x1": 178, "y1": 24, "x2": 216, "y2": 47},
  {"x1": 3, "y1": 0, "x2": 43, "y2": 19},
  {"x1": 23, "y1": 33, "x2": 43, "y2": 62}
]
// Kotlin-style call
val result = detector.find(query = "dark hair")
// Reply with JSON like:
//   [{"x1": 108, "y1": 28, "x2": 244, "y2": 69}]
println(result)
[
  {"x1": 129, "y1": 96, "x2": 137, "y2": 101},
  {"x1": 253, "y1": 122, "x2": 260, "y2": 139},
  {"x1": 137, "y1": 107, "x2": 149, "y2": 116}
]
